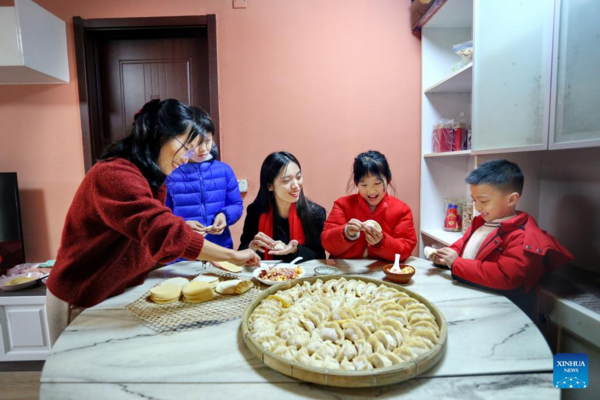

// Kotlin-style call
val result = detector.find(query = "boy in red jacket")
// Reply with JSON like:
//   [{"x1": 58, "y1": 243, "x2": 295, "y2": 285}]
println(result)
[{"x1": 430, "y1": 159, "x2": 573, "y2": 317}]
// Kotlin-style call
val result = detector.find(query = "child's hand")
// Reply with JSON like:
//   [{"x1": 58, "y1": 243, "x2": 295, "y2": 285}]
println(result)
[
  {"x1": 186, "y1": 220, "x2": 208, "y2": 235},
  {"x1": 437, "y1": 247, "x2": 458, "y2": 268},
  {"x1": 346, "y1": 219, "x2": 363, "y2": 238},
  {"x1": 268, "y1": 240, "x2": 299, "y2": 256},
  {"x1": 364, "y1": 224, "x2": 382, "y2": 245},
  {"x1": 210, "y1": 213, "x2": 227, "y2": 235}
]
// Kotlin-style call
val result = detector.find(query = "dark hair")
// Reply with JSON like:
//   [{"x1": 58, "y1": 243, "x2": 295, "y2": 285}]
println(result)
[
  {"x1": 252, "y1": 152, "x2": 320, "y2": 237},
  {"x1": 347, "y1": 150, "x2": 395, "y2": 193},
  {"x1": 189, "y1": 106, "x2": 218, "y2": 158},
  {"x1": 100, "y1": 99, "x2": 212, "y2": 188},
  {"x1": 465, "y1": 159, "x2": 524, "y2": 195}
]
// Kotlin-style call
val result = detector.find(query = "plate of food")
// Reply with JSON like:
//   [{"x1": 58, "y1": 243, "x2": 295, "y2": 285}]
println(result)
[
  {"x1": 0, "y1": 271, "x2": 47, "y2": 292},
  {"x1": 253, "y1": 263, "x2": 305, "y2": 286}
]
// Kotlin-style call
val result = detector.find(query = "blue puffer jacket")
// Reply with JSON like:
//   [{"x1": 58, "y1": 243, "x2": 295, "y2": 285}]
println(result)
[{"x1": 166, "y1": 159, "x2": 243, "y2": 251}]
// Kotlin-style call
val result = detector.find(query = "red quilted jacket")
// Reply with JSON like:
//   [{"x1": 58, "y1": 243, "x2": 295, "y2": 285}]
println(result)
[
  {"x1": 321, "y1": 194, "x2": 417, "y2": 262},
  {"x1": 450, "y1": 212, "x2": 573, "y2": 293}
]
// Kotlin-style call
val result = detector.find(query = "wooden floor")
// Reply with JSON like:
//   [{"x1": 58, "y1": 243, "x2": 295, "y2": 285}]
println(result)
[{"x1": 0, "y1": 361, "x2": 44, "y2": 400}]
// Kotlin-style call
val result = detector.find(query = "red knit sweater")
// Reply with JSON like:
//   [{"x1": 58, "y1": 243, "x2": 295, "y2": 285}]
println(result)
[{"x1": 47, "y1": 158, "x2": 204, "y2": 307}]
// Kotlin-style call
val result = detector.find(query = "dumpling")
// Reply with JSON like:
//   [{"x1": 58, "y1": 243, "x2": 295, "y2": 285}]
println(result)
[
  {"x1": 298, "y1": 281, "x2": 313, "y2": 294},
  {"x1": 342, "y1": 320, "x2": 370, "y2": 341},
  {"x1": 340, "y1": 357, "x2": 356, "y2": 371},
  {"x1": 402, "y1": 338, "x2": 431, "y2": 356},
  {"x1": 357, "y1": 315, "x2": 383, "y2": 333},
  {"x1": 411, "y1": 329, "x2": 439, "y2": 347},
  {"x1": 317, "y1": 322, "x2": 344, "y2": 344},
  {"x1": 276, "y1": 324, "x2": 304, "y2": 340},
  {"x1": 411, "y1": 320, "x2": 440, "y2": 335},
  {"x1": 323, "y1": 279, "x2": 338, "y2": 293},
  {"x1": 381, "y1": 317, "x2": 404, "y2": 332},
  {"x1": 405, "y1": 303, "x2": 429, "y2": 312},
  {"x1": 336, "y1": 339, "x2": 358, "y2": 362},
  {"x1": 352, "y1": 355, "x2": 373, "y2": 370},
  {"x1": 364, "y1": 283, "x2": 378, "y2": 296},
  {"x1": 308, "y1": 354, "x2": 325, "y2": 368},
  {"x1": 295, "y1": 348, "x2": 312, "y2": 364},
  {"x1": 390, "y1": 291, "x2": 409, "y2": 301},
  {"x1": 354, "y1": 339, "x2": 373, "y2": 356},
  {"x1": 329, "y1": 306, "x2": 357, "y2": 321},
  {"x1": 355, "y1": 281, "x2": 367, "y2": 296},
  {"x1": 368, "y1": 330, "x2": 398, "y2": 351},
  {"x1": 272, "y1": 344, "x2": 298, "y2": 361},
  {"x1": 305, "y1": 336, "x2": 323, "y2": 355},
  {"x1": 286, "y1": 330, "x2": 310, "y2": 348},
  {"x1": 399, "y1": 297, "x2": 419, "y2": 308},
  {"x1": 257, "y1": 335, "x2": 285, "y2": 351},
  {"x1": 314, "y1": 340, "x2": 338, "y2": 359},
  {"x1": 311, "y1": 279, "x2": 324, "y2": 291},
  {"x1": 383, "y1": 310, "x2": 408, "y2": 327},
  {"x1": 345, "y1": 280, "x2": 358, "y2": 294},
  {"x1": 368, "y1": 352, "x2": 392, "y2": 368},
  {"x1": 378, "y1": 325, "x2": 403, "y2": 350},
  {"x1": 299, "y1": 317, "x2": 316, "y2": 333},
  {"x1": 323, "y1": 355, "x2": 341, "y2": 370}
]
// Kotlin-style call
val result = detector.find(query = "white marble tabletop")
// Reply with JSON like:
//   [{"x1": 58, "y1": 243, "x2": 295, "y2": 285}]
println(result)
[{"x1": 40, "y1": 258, "x2": 558, "y2": 399}]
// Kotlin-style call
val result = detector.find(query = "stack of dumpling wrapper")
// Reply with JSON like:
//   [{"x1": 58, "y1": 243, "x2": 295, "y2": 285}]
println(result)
[
  {"x1": 150, "y1": 284, "x2": 182, "y2": 304},
  {"x1": 182, "y1": 281, "x2": 215, "y2": 303}
]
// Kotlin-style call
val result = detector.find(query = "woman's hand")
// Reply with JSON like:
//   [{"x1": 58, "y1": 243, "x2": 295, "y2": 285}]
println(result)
[
  {"x1": 186, "y1": 220, "x2": 208, "y2": 235},
  {"x1": 363, "y1": 224, "x2": 383, "y2": 246},
  {"x1": 210, "y1": 213, "x2": 227, "y2": 235},
  {"x1": 345, "y1": 219, "x2": 363, "y2": 238},
  {"x1": 436, "y1": 247, "x2": 458, "y2": 268},
  {"x1": 249, "y1": 232, "x2": 276, "y2": 253},
  {"x1": 231, "y1": 249, "x2": 261, "y2": 267},
  {"x1": 268, "y1": 240, "x2": 299, "y2": 256}
]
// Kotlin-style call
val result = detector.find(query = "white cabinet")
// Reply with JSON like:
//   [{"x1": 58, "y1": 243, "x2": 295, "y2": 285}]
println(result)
[
  {"x1": 0, "y1": 296, "x2": 51, "y2": 362},
  {"x1": 550, "y1": 0, "x2": 600, "y2": 149},
  {"x1": 0, "y1": 0, "x2": 69, "y2": 84},
  {"x1": 472, "y1": 0, "x2": 555, "y2": 153}
]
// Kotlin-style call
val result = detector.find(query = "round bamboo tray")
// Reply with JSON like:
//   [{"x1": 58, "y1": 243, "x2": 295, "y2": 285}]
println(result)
[{"x1": 241, "y1": 275, "x2": 448, "y2": 387}]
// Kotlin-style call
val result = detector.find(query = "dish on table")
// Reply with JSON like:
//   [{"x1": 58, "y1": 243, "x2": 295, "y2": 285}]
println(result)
[
  {"x1": 0, "y1": 271, "x2": 47, "y2": 291},
  {"x1": 253, "y1": 264, "x2": 305, "y2": 286}
]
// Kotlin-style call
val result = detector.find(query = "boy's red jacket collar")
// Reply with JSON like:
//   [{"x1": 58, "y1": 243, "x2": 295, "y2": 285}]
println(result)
[{"x1": 468, "y1": 211, "x2": 574, "y2": 271}]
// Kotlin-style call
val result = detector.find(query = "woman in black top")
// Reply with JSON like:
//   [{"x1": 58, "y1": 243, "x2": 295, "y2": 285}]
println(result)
[{"x1": 239, "y1": 152, "x2": 326, "y2": 263}]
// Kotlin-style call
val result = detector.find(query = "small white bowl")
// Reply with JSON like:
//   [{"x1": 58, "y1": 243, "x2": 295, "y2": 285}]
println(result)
[
  {"x1": 0, "y1": 271, "x2": 47, "y2": 292},
  {"x1": 253, "y1": 264, "x2": 305, "y2": 286}
]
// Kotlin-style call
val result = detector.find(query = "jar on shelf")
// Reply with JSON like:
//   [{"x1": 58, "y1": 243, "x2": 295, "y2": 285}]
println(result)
[
  {"x1": 443, "y1": 198, "x2": 463, "y2": 232},
  {"x1": 462, "y1": 201, "x2": 473, "y2": 233}
]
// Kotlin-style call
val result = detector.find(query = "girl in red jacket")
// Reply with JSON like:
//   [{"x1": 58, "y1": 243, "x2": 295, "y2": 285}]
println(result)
[{"x1": 321, "y1": 151, "x2": 417, "y2": 262}]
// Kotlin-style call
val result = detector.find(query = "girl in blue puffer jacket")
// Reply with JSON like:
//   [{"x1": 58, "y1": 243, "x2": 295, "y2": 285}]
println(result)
[{"x1": 166, "y1": 107, "x2": 243, "y2": 254}]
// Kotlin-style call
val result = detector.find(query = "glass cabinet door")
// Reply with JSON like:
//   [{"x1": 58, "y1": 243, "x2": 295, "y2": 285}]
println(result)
[
  {"x1": 551, "y1": 0, "x2": 600, "y2": 149},
  {"x1": 472, "y1": 0, "x2": 555, "y2": 153}
]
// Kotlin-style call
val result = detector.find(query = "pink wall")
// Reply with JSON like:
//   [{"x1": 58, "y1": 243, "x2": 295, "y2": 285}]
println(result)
[{"x1": 0, "y1": 0, "x2": 421, "y2": 261}]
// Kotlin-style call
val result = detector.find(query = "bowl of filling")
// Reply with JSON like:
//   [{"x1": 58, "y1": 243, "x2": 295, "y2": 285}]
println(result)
[
  {"x1": 253, "y1": 264, "x2": 305, "y2": 286},
  {"x1": 382, "y1": 264, "x2": 415, "y2": 284}
]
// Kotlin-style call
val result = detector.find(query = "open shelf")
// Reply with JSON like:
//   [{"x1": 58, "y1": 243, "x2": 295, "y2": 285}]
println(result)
[
  {"x1": 413, "y1": 0, "x2": 473, "y2": 31},
  {"x1": 421, "y1": 228, "x2": 463, "y2": 247},
  {"x1": 425, "y1": 63, "x2": 472, "y2": 94},
  {"x1": 424, "y1": 150, "x2": 471, "y2": 158}
]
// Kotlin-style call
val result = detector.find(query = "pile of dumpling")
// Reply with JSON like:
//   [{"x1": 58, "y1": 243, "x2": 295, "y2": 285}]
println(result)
[{"x1": 248, "y1": 277, "x2": 440, "y2": 371}]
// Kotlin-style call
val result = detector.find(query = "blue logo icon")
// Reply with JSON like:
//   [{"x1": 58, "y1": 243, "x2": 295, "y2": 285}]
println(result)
[{"x1": 554, "y1": 353, "x2": 588, "y2": 389}]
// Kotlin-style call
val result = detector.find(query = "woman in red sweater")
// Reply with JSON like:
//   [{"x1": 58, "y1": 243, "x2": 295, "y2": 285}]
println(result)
[
  {"x1": 321, "y1": 151, "x2": 417, "y2": 262},
  {"x1": 46, "y1": 99, "x2": 260, "y2": 346}
]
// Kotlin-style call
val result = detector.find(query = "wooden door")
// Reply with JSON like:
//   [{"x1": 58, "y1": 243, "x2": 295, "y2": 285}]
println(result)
[
  {"x1": 73, "y1": 16, "x2": 220, "y2": 171},
  {"x1": 98, "y1": 35, "x2": 211, "y2": 148}
]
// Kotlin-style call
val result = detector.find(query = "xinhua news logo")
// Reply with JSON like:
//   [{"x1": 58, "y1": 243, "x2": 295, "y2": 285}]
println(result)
[{"x1": 554, "y1": 353, "x2": 588, "y2": 389}]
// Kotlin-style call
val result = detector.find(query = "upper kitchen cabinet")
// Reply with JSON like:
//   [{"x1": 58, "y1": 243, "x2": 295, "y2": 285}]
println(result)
[
  {"x1": 0, "y1": 0, "x2": 69, "y2": 84},
  {"x1": 550, "y1": 0, "x2": 600, "y2": 149},
  {"x1": 471, "y1": 0, "x2": 555, "y2": 153}
]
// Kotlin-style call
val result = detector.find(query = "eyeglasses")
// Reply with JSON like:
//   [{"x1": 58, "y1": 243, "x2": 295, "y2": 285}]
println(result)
[{"x1": 174, "y1": 137, "x2": 200, "y2": 161}]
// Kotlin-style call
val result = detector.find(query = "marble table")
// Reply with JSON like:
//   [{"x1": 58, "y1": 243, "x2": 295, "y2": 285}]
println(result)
[{"x1": 40, "y1": 258, "x2": 559, "y2": 399}]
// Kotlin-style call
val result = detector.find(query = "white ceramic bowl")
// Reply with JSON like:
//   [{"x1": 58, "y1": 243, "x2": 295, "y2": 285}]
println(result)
[
  {"x1": 0, "y1": 271, "x2": 47, "y2": 292},
  {"x1": 253, "y1": 264, "x2": 305, "y2": 286}
]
